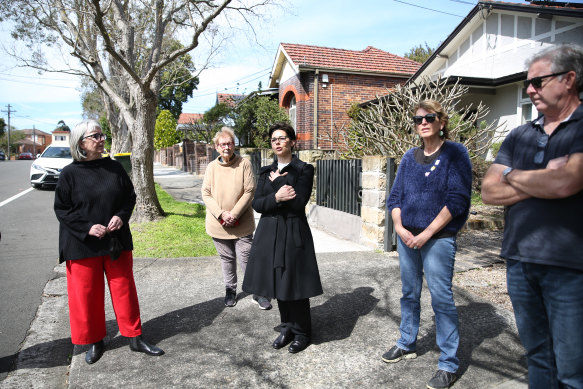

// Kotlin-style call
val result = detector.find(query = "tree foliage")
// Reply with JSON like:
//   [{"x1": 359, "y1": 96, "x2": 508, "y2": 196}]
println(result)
[
  {"x1": 404, "y1": 42, "x2": 436, "y2": 64},
  {"x1": 154, "y1": 110, "x2": 179, "y2": 150},
  {"x1": 329, "y1": 76, "x2": 502, "y2": 166},
  {"x1": 234, "y1": 95, "x2": 290, "y2": 147},
  {"x1": 1, "y1": 130, "x2": 26, "y2": 155},
  {"x1": 158, "y1": 40, "x2": 199, "y2": 121},
  {"x1": 0, "y1": 0, "x2": 277, "y2": 222},
  {"x1": 55, "y1": 120, "x2": 70, "y2": 132},
  {"x1": 0, "y1": 118, "x2": 6, "y2": 139}
]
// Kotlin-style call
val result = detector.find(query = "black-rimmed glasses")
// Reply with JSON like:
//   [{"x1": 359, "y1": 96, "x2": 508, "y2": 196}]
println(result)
[
  {"x1": 534, "y1": 134, "x2": 549, "y2": 164},
  {"x1": 83, "y1": 133, "x2": 106, "y2": 141},
  {"x1": 412, "y1": 113, "x2": 438, "y2": 125},
  {"x1": 523, "y1": 71, "x2": 569, "y2": 89},
  {"x1": 270, "y1": 136, "x2": 288, "y2": 144}
]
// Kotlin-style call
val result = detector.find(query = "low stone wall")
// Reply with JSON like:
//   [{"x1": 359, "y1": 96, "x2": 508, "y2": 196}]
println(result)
[{"x1": 360, "y1": 156, "x2": 390, "y2": 250}]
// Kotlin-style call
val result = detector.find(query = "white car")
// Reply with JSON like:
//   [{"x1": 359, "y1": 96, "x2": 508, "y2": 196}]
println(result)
[{"x1": 30, "y1": 145, "x2": 73, "y2": 189}]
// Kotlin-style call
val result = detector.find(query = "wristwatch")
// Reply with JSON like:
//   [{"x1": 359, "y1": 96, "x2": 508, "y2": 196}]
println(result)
[{"x1": 502, "y1": 167, "x2": 514, "y2": 179}]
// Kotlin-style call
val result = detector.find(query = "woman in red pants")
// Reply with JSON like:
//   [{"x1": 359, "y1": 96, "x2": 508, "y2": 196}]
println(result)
[{"x1": 54, "y1": 119, "x2": 164, "y2": 364}]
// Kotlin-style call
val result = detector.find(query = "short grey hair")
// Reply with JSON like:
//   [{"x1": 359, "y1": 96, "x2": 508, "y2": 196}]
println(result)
[
  {"x1": 70, "y1": 119, "x2": 101, "y2": 161},
  {"x1": 526, "y1": 43, "x2": 583, "y2": 93},
  {"x1": 212, "y1": 127, "x2": 236, "y2": 146}
]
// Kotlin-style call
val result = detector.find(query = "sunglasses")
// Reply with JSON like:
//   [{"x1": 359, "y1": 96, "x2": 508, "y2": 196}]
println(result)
[
  {"x1": 83, "y1": 133, "x2": 106, "y2": 141},
  {"x1": 523, "y1": 71, "x2": 569, "y2": 89},
  {"x1": 534, "y1": 134, "x2": 549, "y2": 164},
  {"x1": 412, "y1": 113, "x2": 438, "y2": 125}
]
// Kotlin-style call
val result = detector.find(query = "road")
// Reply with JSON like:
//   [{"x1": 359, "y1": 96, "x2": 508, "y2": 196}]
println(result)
[{"x1": 0, "y1": 160, "x2": 63, "y2": 380}]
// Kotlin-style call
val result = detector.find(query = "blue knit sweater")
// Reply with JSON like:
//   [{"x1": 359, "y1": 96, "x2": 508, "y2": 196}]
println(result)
[{"x1": 387, "y1": 141, "x2": 472, "y2": 235}]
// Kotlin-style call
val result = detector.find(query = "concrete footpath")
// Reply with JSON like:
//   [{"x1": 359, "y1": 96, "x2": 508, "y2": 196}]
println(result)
[{"x1": 0, "y1": 164, "x2": 528, "y2": 388}]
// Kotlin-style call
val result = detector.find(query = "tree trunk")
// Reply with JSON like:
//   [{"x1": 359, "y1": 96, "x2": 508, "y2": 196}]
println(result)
[
  {"x1": 101, "y1": 90, "x2": 131, "y2": 154},
  {"x1": 130, "y1": 91, "x2": 164, "y2": 222}
]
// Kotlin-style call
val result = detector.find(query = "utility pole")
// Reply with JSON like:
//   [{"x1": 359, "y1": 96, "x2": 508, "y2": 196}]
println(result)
[
  {"x1": 2, "y1": 104, "x2": 16, "y2": 160},
  {"x1": 33, "y1": 125, "x2": 36, "y2": 157}
]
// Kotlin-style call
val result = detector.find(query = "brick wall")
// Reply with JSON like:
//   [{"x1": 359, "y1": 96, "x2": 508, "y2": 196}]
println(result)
[{"x1": 279, "y1": 71, "x2": 408, "y2": 150}]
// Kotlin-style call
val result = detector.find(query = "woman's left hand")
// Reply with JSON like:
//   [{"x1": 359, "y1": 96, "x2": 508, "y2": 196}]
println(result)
[{"x1": 107, "y1": 215, "x2": 123, "y2": 232}]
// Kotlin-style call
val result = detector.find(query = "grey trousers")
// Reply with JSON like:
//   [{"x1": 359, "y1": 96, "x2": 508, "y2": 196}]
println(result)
[{"x1": 212, "y1": 234, "x2": 253, "y2": 290}]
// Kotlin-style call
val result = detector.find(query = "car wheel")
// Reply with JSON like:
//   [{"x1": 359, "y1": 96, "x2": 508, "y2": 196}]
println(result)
[{"x1": 31, "y1": 183, "x2": 41, "y2": 189}]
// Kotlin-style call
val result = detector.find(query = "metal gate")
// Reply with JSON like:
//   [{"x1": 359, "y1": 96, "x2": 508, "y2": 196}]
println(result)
[{"x1": 316, "y1": 159, "x2": 362, "y2": 216}]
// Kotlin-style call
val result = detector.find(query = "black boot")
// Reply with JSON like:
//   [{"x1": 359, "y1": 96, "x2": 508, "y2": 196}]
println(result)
[
  {"x1": 272, "y1": 332, "x2": 294, "y2": 349},
  {"x1": 288, "y1": 335, "x2": 310, "y2": 354},
  {"x1": 128, "y1": 335, "x2": 164, "y2": 356},
  {"x1": 85, "y1": 339, "x2": 105, "y2": 364}
]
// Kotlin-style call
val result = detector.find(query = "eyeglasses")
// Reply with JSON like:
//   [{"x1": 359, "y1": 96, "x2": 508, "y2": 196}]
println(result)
[
  {"x1": 534, "y1": 134, "x2": 549, "y2": 164},
  {"x1": 412, "y1": 113, "x2": 438, "y2": 125},
  {"x1": 523, "y1": 71, "x2": 569, "y2": 89},
  {"x1": 270, "y1": 136, "x2": 288, "y2": 144},
  {"x1": 218, "y1": 142, "x2": 233, "y2": 148},
  {"x1": 82, "y1": 133, "x2": 106, "y2": 141}
]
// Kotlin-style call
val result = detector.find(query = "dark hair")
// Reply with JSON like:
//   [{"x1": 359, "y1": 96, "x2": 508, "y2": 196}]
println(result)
[
  {"x1": 412, "y1": 99, "x2": 449, "y2": 140},
  {"x1": 268, "y1": 122, "x2": 296, "y2": 141}
]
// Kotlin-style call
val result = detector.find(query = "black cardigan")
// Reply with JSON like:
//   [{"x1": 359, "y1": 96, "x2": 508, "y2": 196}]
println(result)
[{"x1": 54, "y1": 157, "x2": 136, "y2": 263}]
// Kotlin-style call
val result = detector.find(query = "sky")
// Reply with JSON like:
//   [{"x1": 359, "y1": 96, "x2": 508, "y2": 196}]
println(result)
[{"x1": 0, "y1": 0, "x2": 572, "y2": 135}]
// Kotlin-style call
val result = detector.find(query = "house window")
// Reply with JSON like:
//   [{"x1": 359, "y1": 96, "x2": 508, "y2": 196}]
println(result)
[
  {"x1": 519, "y1": 87, "x2": 537, "y2": 124},
  {"x1": 289, "y1": 95, "x2": 296, "y2": 130}
]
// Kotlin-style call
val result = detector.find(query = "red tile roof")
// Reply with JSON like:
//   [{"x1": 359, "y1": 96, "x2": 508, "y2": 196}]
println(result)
[
  {"x1": 281, "y1": 43, "x2": 421, "y2": 75},
  {"x1": 216, "y1": 93, "x2": 245, "y2": 107},
  {"x1": 178, "y1": 113, "x2": 203, "y2": 124}
]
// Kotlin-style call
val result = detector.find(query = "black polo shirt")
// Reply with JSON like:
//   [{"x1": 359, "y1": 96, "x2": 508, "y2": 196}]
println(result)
[{"x1": 494, "y1": 104, "x2": 583, "y2": 271}]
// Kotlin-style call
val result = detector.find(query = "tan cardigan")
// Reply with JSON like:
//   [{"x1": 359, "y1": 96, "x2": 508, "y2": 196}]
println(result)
[{"x1": 202, "y1": 154, "x2": 255, "y2": 239}]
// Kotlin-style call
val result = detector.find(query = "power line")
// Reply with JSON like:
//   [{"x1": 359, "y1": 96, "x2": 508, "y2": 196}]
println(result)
[
  {"x1": 0, "y1": 76, "x2": 78, "y2": 89},
  {"x1": 391, "y1": 0, "x2": 466, "y2": 18}
]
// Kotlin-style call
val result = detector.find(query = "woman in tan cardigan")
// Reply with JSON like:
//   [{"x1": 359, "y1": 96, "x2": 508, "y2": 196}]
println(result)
[{"x1": 202, "y1": 127, "x2": 271, "y2": 309}]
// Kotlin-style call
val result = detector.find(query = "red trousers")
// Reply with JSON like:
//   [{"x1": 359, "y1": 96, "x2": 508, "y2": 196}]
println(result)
[{"x1": 66, "y1": 251, "x2": 142, "y2": 345}]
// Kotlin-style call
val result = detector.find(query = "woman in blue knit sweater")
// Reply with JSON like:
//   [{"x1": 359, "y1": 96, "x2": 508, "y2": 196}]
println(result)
[{"x1": 383, "y1": 100, "x2": 472, "y2": 389}]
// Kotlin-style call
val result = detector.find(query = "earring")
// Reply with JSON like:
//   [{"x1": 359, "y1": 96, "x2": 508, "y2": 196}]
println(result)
[{"x1": 439, "y1": 130, "x2": 444, "y2": 137}]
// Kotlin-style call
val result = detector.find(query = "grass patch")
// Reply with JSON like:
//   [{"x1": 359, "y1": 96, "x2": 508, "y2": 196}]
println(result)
[
  {"x1": 131, "y1": 184, "x2": 216, "y2": 258},
  {"x1": 471, "y1": 192, "x2": 484, "y2": 206}
]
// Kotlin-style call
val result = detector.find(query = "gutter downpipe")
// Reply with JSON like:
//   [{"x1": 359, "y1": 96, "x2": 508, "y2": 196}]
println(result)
[{"x1": 314, "y1": 69, "x2": 319, "y2": 149}]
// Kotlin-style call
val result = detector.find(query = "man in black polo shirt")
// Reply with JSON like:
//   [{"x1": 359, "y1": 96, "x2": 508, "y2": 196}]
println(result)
[{"x1": 482, "y1": 44, "x2": 583, "y2": 389}]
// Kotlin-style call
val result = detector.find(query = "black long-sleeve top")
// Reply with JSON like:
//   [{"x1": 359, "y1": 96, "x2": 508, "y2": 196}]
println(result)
[{"x1": 54, "y1": 157, "x2": 136, "y2": 263}]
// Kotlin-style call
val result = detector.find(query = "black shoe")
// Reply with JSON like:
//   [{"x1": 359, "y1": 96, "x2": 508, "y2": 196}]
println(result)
[
  {"x1": 129, "y1": 335, "x2": 164, "y2": 356},
  {"x1": 224, "y1": 288, "x2": 237, "y2": 307},
  {"x1": 272, "y1": 332, "x2": 293, "y2": 349},
  {"x1": 288, "y1": 336, "x2": 310, "y2": 354},
  {"x1": 426, "y1": 369, "x2": 457, "y2": 389},
  {"x1": 381, "y1": 345, "x2": 417, "y2": 363},
  {"x1": 85, "y1": 339, "x2": 105, "y2": 365}
]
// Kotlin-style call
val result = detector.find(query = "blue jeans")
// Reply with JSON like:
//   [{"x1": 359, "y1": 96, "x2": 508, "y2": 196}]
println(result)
[
  {"x1": 506, "y1": 259, "x2": 583, "y2": 389},
  {"x1": 396, "y1": 236, "x2": 459, "y2": 373}
]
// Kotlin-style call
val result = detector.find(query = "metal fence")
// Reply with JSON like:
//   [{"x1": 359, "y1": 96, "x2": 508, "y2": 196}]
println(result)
[
  {"x1": 384, "y1": 158, "x2": 397, "y2": 251},
  {"x1": 316, "y1": 159, "x2": 362, "y2": 216}
]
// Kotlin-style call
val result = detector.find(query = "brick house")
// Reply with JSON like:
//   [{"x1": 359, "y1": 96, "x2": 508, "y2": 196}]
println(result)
[
  {"x1": 16, "y1": 128, "x2": 52, "y2": 155},
  {"x1": 268, "y1": 43, "x2": 421, "y2": 149}
]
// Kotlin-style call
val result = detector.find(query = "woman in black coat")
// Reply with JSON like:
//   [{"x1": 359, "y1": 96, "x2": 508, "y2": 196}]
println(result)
[{"x1": 243, "y1": 122, "x2": 323, "y2": 354}]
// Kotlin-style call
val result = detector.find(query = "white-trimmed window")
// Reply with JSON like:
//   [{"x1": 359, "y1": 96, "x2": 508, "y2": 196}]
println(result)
[
  {"x1": 288, "y1": 95, "x2": 296, "y2": 131},
  {"x1": 519, "y1": 86, "x2": 537, "y2": 124}
]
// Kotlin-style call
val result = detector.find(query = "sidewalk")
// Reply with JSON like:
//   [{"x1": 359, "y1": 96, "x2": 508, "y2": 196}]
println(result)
[{"x1": 0, "y1": 164, "x2": 528, "y2": 388}]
